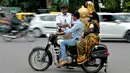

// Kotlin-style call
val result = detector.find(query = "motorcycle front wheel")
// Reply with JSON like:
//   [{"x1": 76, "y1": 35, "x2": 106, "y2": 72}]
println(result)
[
  {"x1": 25, "y1": 31, "x2": 36, "y2": 42},
  {"x1": 81, "y1": 58, "x2": 104, "y2": 73},
  {"x1": 28, "y1": 48, "x2": 51, "y2": 71}
]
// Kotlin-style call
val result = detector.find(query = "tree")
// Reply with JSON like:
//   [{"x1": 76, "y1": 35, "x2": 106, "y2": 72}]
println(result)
[
  {"x1": 103, "y1": 0, "x2": 121, "y2": 12},
  {"x1": 123, "y1": 0, "x2": 130, "y2": 12},
  {"x1": 50, "y1": 0, "x2": 63, "y2": 12},
  {"x1": 0, "y1": 0, "x2": 8, "y2": 6},
  {"x1": 68, "y1": 0, "x2": 85, "y2": 12},
  {"x1": 50, "y1": 0, "x2": 86, "y2": 12}
]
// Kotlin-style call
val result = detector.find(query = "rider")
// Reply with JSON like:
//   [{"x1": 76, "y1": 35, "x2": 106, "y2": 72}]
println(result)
[
  {"x1": 76, "y1": 1, "x2": 100, "y2": 64},
  {"x1": 10, "y1": 11, "x2": 22, "y2": 38},
  {"x1": 56, "y1": 4, "x2": 72, "y2": 31},
  {"x1": 57, "y1": 12, "x2": 84, "y2": 67}
]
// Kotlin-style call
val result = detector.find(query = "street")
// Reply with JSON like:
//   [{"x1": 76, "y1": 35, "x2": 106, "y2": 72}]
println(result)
[{"x1": 0, "y1": 37, "x2": 130, "y2": 73}]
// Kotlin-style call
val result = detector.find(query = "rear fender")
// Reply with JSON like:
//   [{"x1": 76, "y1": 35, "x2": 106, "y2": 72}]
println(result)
[{"x1": 91, "y1": 44, "x2": 109, "y2": 58}]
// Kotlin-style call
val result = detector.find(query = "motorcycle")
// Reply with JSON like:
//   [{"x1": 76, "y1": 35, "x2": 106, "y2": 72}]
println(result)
[
  {"x1": 28, "y1": 33, "x2": 109, "y2": 73},
  {"x1": 2, "y1": 23, "x2": 36, "y2": 42}
]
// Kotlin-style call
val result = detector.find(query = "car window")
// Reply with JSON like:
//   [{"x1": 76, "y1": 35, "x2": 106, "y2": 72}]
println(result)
[
  {"x1": 40, "y1": 15, "x2": 56, "y2": 21},
  {"x1": 102, "y1": 15, "x2": 116, "y2": 22},
  {"x1": 114, "y1": 15, "x2": 130, "y2": 22},
  {"x1": 98, "y1": 15, "x2": 102, "y2": 21}
]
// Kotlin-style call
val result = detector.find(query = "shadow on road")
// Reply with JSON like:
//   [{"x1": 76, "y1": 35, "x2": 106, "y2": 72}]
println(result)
[
  {"x1": 101, "y1": 40, "x2": 128, "y2": 43},
  {"x1": 43, "y1": 67, "x2": 104, "y2": 73}
]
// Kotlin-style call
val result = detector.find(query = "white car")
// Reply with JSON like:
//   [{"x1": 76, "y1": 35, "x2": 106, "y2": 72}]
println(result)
[
  {"x1": 29, "y1": 14, "x2": 58, "y2": 37},
  {"x1": 98, "y1": 13, "x2": 130, "y2": 42},
  {"x1": 30, "y1": 13, "x2": 130, "y2": 42},
  {"x1": 114, "y1": 13, "x2": 130, "y2": 22}
]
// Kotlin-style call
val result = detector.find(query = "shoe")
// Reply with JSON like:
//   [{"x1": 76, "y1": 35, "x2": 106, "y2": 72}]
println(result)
[
  {"x1": 77, "y1": 55, "x2": 88, "y2": 64},
  {"x1": 57, "y1": 59, "x2": 67, "y2": 68}
]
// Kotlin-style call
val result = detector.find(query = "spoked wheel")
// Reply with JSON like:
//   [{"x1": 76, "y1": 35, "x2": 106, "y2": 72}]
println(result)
[
  {"x1": 28, "y1": 49, "x2": 51, "y2": 71},
  {"x1": 25, "y1": 31, "x2": 36, "y2": 42},
  {"x1": 81, "y1": 58, "x2": 104, "y2": 73}
]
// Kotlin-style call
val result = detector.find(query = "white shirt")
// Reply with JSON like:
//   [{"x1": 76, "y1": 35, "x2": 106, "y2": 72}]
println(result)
[{"x1": 56, "y1": 13, "x2": 72, "y2": 31}]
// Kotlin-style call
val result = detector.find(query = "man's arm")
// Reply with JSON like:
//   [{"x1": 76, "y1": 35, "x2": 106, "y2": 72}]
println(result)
[
  {"x1": 56, "y1": 14, "x2": 62, "y2": 27},
  {"x1": 57, "y1": 23, "x2": 71, "y2": 28},
  {"x1": 65, "y1": 22, "x2": 80, "y2": 34}
]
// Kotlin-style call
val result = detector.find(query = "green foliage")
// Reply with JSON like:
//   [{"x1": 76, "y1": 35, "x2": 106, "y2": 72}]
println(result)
[
  {"x1": 104, "y1": 0, "x2": 121, "y2": 12},
  {"x1": 50, "y1": 0, "x2": 85, "y2": 12},
  {"x1": 50, "y1": 7, "x2": 57, "y2": 12},
  {"x1": 68, "y1": 0, "x2": 85, "y2": 12},
  {"x1": 0, "y1": 0, "x2": 8, "y2": 6},
  {"x1": 123, "y1": 1, "x2": 130, "y2": 12},
  {"x1": 50, "y1": 0, "x2": 63, "y2": 12}
]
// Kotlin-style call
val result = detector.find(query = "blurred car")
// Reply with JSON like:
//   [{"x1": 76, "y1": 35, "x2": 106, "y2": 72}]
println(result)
[
  {"x1": 29, "y1": 14, "x2": 57, "y2": 37},
  {"x1": 98, "y1": 13, "x2": 130, "y2": 42}
]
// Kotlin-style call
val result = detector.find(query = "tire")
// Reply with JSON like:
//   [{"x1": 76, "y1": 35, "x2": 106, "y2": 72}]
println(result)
[
  {"x1": 125, "y1": 31, "x2": 130, "y2": 43},
  {"x1": 81, "y1": 58, "x2": 104, "y2": 73},
  {"x1": 28, "y1": 48, "x2": 51, "y2": 71},
  {"x1": 2, "y1": 34, "x2": 12, "y2": 42},
  {"x1": 25, "y1": 31, "x2": 36, "y2": 42},
  {"x1": 33, "y1": 28, "x2": 42, "y2": 38}
]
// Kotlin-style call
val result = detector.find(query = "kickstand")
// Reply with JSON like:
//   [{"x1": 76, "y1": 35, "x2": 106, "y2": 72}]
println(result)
[{"x1": 104, "y1": 63, "x2": 108, "y2": 73}]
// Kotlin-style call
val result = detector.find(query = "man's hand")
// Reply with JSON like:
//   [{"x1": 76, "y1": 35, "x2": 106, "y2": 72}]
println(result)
[
  {"x1": 57, "y1": 23, "x2": 70, "y2": 28},
  {"x1": 56, "y1": 23, "x2": 62, "y2": 28},
  {"x1": 56, "y1": 32, "x2": 65, "y2": 35}
]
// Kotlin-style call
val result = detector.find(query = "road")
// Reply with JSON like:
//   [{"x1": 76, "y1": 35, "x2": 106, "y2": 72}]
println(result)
[{"x1": 0, "y1": 37, "x2": 130, "y2": 73}]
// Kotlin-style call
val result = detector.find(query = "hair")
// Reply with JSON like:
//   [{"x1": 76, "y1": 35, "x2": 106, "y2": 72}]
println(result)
[
  {"x1": 60, "y1": 4, "x2": 67, "y2": 10},
  {"x1": 85, "y1": 1, "x2": 96, "y2": 12},
  {"x1": 72, "y1": 12, "x2": 80, "y2": 19}
]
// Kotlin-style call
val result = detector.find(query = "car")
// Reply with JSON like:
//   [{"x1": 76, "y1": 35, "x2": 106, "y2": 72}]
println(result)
[
  {"x1": 30, "y1": 13, "x2": 130, "y2": 42},
  {"x1": 98, "y1": 13, "x2": 130, "y2": 42},
  {"x1": 114, "y1": 13, "x2": 130, "y2": 22},
  {"x1": 29, "y1": 14, "x2": 58, "y2": 37}
]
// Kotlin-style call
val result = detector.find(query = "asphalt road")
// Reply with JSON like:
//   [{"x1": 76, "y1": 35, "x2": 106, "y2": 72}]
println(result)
[{"x1": 0, "y1": 37, "x2": 130, "y2": 73}]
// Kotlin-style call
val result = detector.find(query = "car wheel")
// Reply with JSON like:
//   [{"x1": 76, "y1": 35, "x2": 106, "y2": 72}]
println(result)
[
  {"x1": 125, "y1": 31, "x2": 130, "y2": 43},
  {"x1": 33, "y1": 28, "x2": 42, "y2": 38}
]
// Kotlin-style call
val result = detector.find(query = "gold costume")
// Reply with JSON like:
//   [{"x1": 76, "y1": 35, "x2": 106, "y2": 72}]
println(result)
[{"x1": 77, "y1": 2, "x2": 100, "y2": 64}]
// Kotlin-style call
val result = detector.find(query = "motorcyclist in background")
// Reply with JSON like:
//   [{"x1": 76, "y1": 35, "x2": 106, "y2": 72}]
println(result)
[{"x1": 9, "y1": 11, "x2": 22, "y2": 38}]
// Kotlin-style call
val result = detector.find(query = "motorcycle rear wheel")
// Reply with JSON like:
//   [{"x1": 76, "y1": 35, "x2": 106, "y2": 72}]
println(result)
[{"x1": 81, "y1": 58, "x2": 104, "y2": 73}]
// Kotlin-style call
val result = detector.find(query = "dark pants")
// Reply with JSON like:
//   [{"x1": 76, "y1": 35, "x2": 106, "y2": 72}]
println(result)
[{"x1": 7, "y1": 25, "x2": 21, "y2": 34}]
